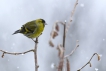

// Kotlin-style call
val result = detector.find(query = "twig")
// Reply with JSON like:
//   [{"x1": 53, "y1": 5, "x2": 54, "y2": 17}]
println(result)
[
  {"x1": 0, "y1": 49, "x2": 34, "y2": 58},
  {"x1": 63, "y1": 22, "x2": 66, "y2": 48},
  {"x1": 34, "y1": 37, "x2": 39, "y2": 71},
  {"x1": 58, "y1": 59, "x2": 64, "y2": 71},
  {"x1": 77, "y1": 53, "x2": 100, "y2": 71},
  {"x1": 61, "y1": 22, "x2": 66, "y2": 71},
  {"x1": 66, "y1": 0, "x2": 78, "y2": 33},
  {"x1": 64, "y1": 40, "x2": 79, "y2": 58},
  {"x1": 58, "y1": 22, "x2": 66, "y2": 71},
  {"x1": 66, "y1": 58, "x2": 70, "y2": 71}
]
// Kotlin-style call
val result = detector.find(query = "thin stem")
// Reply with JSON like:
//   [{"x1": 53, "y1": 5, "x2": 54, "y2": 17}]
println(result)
[
  {"x1": 0, "y1": 49, "x2": 34, "y2": 58},
  {"x1": 66, "y1": 0, "x2": 78, "y2": 33},
  {"x1": 34, "y1": 37, "x2": 39, "y2": 71},
  {"x1": 60, "y1": 22, "x2": 66, "y2": 71},
  {"x1": 64, "y1": 40, "x2": 79, "y2": 58},
  {"x1": 77, "y1": 53, "x2": 100, "y2": 71},
  {"x1": 63, "y1": 22, "x2": 66, "y2": 48}
]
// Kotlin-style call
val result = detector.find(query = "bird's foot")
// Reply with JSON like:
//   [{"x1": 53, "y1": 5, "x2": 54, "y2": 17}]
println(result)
[{"x1": 31, "y1": 38, "x2": 38, "y2": 43}]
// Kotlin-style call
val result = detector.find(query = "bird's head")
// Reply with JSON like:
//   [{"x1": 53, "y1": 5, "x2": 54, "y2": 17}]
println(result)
[{"x1": 37, "y1": 19, "x2": 47, "y2": 25}]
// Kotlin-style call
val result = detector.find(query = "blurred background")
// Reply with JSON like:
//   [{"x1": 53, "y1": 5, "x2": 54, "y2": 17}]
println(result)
[{"x1": 0, "y1": 0, "x2": 106, "y2": 71}]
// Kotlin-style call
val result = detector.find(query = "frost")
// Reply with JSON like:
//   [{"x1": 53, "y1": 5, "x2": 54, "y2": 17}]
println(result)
[
  {"x1": 51, "y1": 63, "x2": 55, "y2": 69},
  {"x1": 99, "y1": 54, "x2": 102, "y2": 61},
  {"x1": 5, "y1": 51, "x2": 8, "y2": 52},
  {"x1": 103, "y1": 39, "x2": 105, "y2": 41},
  {"x1": 21, "y1": 54, "x2": 24, "y2": 55},
  {"x1": 95, "y1": 68, "x2": 98, "y2": 71},
  {"x1": 99, "y1": 54, "x2": 102, "y2": 57},
  {"x1": 65, "y1": 20, "x2": 67, "y2": 22},
  {"x1": 17, "y1": 66, "x2": 19, "y2": 69},
  {"x1": 80, "y1": 3, "x2": 84, "y2": 7}
]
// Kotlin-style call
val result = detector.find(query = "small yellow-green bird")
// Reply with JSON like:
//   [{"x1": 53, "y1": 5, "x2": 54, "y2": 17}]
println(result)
[{"x1": 12, "y1": 18, "x2": 47, "y2": 38}]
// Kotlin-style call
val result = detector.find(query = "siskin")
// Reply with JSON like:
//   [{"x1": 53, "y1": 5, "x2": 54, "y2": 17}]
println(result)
[{"x1": 12, "y1": 18, "x2": 47, "y2": 38}]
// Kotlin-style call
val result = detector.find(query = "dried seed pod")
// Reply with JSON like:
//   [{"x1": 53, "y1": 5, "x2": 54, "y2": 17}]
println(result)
[
  {"x1": 49, "y1": 40, "x2": 54, "y2": 47},
  {"x1": 89, "y1": 62, "x2": 92, "y2": 67},
  {"x1": 52, "y1": 31, "x2": 58, "y2": 39},
  {"x1": 97, "y1": 54, "x2": 101, "y2": 61},
  {"x1": 55, "y1": 23, "x2": 59, "y2": 31}
]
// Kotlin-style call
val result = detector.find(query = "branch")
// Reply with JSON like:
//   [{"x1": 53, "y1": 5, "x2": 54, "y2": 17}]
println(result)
[
  {"x1": 77, "y1": 53, "x2": 100, "y2": 71},
  {"x1": 63, "y1": 22, "x2": 66, "y2": 48},
  {"x1": 66, "y1": 0, "x2": 78, "y2": 33},
  {"x1": 66, "y1": 58, "x2": 70, "y2": 71},
  {"x1": 0, "y1": 49, "x2": 34, "y2": 58},
  {"x1": 34, "y1": 38, "x2": 39, "y2": 71},
  {"x1": 64, "y1": 40, "x2": 79, "y2": 58},
  {"x1": 58, "y1": 22, "x2": 66, "y2": 71}
]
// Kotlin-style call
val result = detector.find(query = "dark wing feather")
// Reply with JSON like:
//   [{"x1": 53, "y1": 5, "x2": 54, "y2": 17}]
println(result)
[{"x1": 24, "y1": 20, "x2": 37, "y2": 33}]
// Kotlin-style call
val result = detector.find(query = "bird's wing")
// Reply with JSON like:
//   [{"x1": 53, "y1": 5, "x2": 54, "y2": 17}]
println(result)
[{"x1": 24, "y1": 21, "x2": 37, "y2": 33}]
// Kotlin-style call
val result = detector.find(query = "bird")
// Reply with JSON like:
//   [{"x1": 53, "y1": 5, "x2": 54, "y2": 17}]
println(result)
[{"x1": 12, "y1": 18, "x2": 47, "y2": 39}]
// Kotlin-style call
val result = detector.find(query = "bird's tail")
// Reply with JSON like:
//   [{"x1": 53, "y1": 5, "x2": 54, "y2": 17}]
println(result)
[{"x1": 12, "y1": 30, "x2": 21, "y2": 35}]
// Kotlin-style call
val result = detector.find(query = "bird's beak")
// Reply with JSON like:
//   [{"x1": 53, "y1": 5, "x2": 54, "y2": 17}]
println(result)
[
  {"x1": 12, "y1": 30, "x2": 21, "y2": 35},
  {"x1": 45, "y1": 23, "x2": 47, "y2": 25}
]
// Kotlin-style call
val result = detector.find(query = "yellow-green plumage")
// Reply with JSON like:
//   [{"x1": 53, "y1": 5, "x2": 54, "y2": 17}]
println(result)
[{"x1": 13, "y1": 19, "x2": 46, "y2": 38}]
